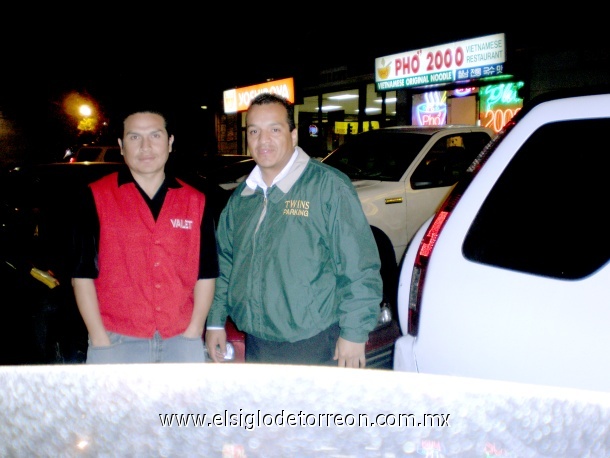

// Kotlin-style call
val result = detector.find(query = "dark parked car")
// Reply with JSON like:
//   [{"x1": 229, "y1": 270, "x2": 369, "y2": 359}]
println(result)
[
  {"x1": 206, "y1": 158, "x2": 256, "y2": 190},
  {"x1": 63, "y1": 145, "x2": 124, "y2": 163}
]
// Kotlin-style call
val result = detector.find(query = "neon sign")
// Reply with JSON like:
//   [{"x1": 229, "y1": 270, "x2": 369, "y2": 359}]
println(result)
[
  {"x1": 480, "y1": 82, "x2": 524, "y2": 133},
  {"x1": 454, "y1": 87, "x2": 476, "y2": 97},
  {"x1": 415, "y1": 91, "x2": 447, "y2": 126}
]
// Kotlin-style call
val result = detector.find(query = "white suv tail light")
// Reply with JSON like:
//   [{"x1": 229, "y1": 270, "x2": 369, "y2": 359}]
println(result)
[{"x1": 407, "y1": 122, "x2": 516, "y2": 336}]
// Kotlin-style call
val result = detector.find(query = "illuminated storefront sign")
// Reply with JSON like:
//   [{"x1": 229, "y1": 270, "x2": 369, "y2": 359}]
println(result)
[
  {"x1": 223, "y1": 78, "x2": 295, "y2": 114},
  {"x1": 414, "y1": 91, "x2": 447, "y2": 126},
  {"x1": 375, "y1": 33, "x2": 506, "y2": 91},
  {"x1": 479, "y1": 82, "x2": 524, "y2": 133},
  {"x1": 411, "y1": 82, "x2": 523, "y2": 131}
]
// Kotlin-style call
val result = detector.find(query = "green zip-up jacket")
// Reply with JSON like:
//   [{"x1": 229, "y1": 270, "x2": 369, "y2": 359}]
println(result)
[{"x1": 207, "y1": 148, "x2": 382, "y2": 343}]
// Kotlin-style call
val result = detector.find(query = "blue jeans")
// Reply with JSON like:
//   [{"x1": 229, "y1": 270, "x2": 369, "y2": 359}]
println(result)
[{"x1": 86, "y1": 331, "x2": 206, "y2": 364}]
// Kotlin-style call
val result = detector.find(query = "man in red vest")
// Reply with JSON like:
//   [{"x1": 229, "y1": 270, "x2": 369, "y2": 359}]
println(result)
[{"x1": 71, "y1": 106, "x2": 218, "y2": 363}]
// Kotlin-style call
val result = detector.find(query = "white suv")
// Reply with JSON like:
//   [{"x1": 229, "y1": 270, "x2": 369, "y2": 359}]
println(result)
[
  {"x1": 321, "y1": 125, "x2": 494, "y2": 308},
  {"x1": 393, "y1": 87, "x2": 610, "y2": 392}
]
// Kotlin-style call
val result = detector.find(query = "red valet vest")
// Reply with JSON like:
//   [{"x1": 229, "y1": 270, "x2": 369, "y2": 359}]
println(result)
[{"x1": 90, "y1": 173, "x2": 205, "y2": 338}]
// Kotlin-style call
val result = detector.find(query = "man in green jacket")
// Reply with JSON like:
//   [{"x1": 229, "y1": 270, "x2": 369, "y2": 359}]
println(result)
[{"x1": 205, "y1": 93, "x2": 382, "y2": 368}]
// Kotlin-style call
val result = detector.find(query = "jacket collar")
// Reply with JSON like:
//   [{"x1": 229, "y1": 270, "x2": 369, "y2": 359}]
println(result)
[{"x1": 241, "y1": 146, "x2": 310, "y2": 196}]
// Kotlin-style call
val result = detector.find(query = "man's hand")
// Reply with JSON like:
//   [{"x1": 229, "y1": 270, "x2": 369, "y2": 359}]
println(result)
[
  {"x1": 205, "y1": 329, "x2": 228, "y2": 363},
  {"x1": 334, "y1": 337, "x2": 366, "y2": 368}
]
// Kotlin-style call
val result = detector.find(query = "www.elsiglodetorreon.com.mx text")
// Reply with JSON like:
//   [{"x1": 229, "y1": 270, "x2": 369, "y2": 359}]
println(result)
[{"x1": 159, "y1": 410, "x2": 451, "y2": 430}]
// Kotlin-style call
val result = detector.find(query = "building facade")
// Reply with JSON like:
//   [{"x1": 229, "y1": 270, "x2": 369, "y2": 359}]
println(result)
[{"x1": 217, "y1": 32, "x2": 609, "y2": 157}]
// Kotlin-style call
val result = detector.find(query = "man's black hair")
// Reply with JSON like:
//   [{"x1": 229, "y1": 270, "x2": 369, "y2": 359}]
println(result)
[
  {"x1": 248, "y1": 93, "x2": 296, "y2": 131},
  {"x1": 112, "y1": 101, "x2": 175, "y2": 139}
]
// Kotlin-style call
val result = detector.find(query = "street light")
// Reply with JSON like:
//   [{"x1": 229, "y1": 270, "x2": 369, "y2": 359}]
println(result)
[
  {"x1": 63, "y1": 92, "x2": 99, "y2": 140},
  {"x1": 77, "y1": 103, "x2": 96, "y2": 136},
  {"x1": 79, "y1": 104, "x2": 92, "y2": 117}
]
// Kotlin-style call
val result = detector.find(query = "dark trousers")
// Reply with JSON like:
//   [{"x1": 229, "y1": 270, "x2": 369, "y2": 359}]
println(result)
[{"x1": 245, "y1": 323, "x2": 340, "y2": 366}]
